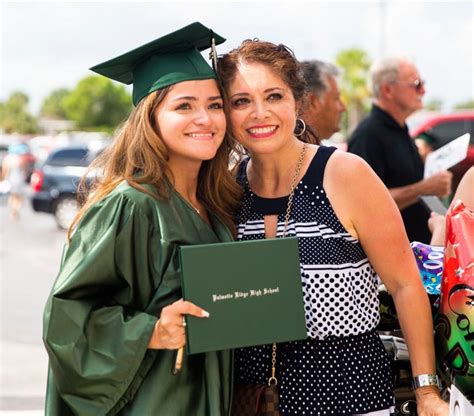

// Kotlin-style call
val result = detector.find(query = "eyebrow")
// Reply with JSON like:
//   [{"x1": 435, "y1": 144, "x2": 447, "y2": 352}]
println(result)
[
  {"x1": 265, "y1": 87, "x2": 285, "y2": 93},
  {"x1": 172, "y1": 95, "x2": 222, "y2": 102},
  {"x1": 230, "y1": 87, "x2": 286, "y2": 98}
]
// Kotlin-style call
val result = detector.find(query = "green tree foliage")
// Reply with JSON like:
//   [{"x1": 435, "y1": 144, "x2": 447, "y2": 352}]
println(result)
[
  {"x1": 0, "y1": 91, "x2": 39, "y2": 134},
  {"x1": 63, "y1": 75, "x2": 132, "y2": 132},
  {"x1": 335, "y1": 48, "x2": 371, "y2": 135},
  {"x1": 40, "y1": 88, "x2": 71, "y2": 118},
  {"x1": 453, "y1": 100, "x2": 474, "y2": 110},
  {"x1": 424, "y1": 98, "x2": 443, "y2": 111}
]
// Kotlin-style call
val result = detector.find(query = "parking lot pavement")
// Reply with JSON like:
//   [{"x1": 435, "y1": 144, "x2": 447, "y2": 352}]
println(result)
[
  {"x1": 0, "y1": 341, "x2": 47, "y2": 411},
  {"x1": 1, "y1": 200, "x2": 65, "y2": 412}
]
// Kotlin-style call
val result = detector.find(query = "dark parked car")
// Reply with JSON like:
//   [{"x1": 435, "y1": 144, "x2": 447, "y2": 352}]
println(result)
[
  {"x1": 410, "y1": 111, "x2": 474, "y2": 194},
  {"x1": 30, "y1": 145, "x2": 104, "y2": 229}
]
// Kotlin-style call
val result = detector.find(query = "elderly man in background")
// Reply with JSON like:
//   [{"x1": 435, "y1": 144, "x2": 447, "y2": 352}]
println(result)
[
  {"x1": 348, "y1": 57, "x2": 452, "y2": 243},
  {"x1": 300, "y1": 60, "x2": 346, "y2": 140}
]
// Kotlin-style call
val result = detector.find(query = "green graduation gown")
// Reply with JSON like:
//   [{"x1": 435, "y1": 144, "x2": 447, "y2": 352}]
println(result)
[{"x1": 43, "y1": 181, "x2": 234, "y2": 415}]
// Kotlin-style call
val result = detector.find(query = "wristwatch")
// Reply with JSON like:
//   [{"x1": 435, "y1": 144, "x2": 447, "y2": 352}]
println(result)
[{"x1": 411, "y1": 373, "x2": 440, "y2": 390}]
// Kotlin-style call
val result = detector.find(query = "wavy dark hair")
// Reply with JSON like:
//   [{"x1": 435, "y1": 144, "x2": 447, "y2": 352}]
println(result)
[{"x1": 217, "y1": 39, "x2": 320, "y2": 145}]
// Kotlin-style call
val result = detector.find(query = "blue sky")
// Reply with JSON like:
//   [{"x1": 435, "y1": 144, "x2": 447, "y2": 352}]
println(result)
[{"x1": 1, "y1": 0, "x2": 472, "y2": 114}]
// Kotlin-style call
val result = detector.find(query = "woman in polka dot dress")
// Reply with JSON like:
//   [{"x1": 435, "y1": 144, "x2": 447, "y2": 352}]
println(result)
[{"x1": 217, "y1": 41, "x2": 448, "y2": 416}]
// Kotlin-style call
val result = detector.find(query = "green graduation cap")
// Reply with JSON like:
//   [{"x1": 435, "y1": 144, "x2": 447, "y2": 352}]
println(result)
[{"x1": 90, "y1": 22, "x2": 225, "y2": 105}]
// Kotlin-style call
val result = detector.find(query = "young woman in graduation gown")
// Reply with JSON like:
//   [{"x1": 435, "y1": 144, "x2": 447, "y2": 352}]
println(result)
[{"x1": 42, "y1": 23, "x2": 241, "y2": 415}]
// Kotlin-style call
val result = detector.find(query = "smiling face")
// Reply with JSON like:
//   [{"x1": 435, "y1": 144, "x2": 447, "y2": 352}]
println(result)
[
  {"x1": 227, "y1": 62, "x2": 298, "y2": 156},
  {"x1": 154, "y1": 79, "x2": 226, "y2": 166}
]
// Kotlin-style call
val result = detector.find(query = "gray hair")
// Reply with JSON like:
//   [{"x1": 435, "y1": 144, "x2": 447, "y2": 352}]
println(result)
[
  {"x1": 370, "y1": 56, "x2": 410, "y2": 98},
  {"x1": 301, "y1": 60, "x2": 340, "y2": 99}
]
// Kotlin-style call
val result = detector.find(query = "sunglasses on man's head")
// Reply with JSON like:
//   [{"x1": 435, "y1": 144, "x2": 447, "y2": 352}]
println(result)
[{"x1": 394, "y1": 79, "x2": 426, "y2": 92}]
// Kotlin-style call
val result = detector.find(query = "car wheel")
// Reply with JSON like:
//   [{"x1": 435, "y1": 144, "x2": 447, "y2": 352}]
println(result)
[{"x1": 54, "y1": 196, "x2": 79, "y2": 230}]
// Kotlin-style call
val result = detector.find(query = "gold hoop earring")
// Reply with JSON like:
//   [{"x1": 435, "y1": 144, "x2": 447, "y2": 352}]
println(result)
[{"x1": 294, "y1": 118, "x2": 306, "y2": 137}]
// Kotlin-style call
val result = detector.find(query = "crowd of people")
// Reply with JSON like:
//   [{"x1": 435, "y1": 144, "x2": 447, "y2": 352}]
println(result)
[{"x1": 40, "y1": 22, "x2": 471, "y2": 416}]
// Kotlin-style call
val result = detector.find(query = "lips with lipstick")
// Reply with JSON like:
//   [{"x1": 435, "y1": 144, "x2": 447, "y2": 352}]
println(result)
[{"x1": 247, "y1": 125, "x2": 278, "y2": 139}]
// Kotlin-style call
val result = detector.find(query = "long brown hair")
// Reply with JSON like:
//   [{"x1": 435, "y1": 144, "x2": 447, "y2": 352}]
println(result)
[
  {"x1": 217, "y1": 39, "x2": 320, "y2": 145},
  {"x1": 69, "y1": 85, "x2": 242, "y2": 239}
]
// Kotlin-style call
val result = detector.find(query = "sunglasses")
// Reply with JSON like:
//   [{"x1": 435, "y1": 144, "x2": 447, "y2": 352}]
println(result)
[{"x1": 394, "y1": 79, "x2": 426, "y2": 92}]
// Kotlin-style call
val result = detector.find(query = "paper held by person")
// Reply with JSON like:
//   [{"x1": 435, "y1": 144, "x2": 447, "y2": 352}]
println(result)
[{"x1": 424, "y1": 133, "x2": 470, "y2": 178}]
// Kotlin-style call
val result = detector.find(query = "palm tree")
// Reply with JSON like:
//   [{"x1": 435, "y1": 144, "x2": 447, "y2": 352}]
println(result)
[{"x1": 335, "y1": 48, "x2": 372, "y2": 135}]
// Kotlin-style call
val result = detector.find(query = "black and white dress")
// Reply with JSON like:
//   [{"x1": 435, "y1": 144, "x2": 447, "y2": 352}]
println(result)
[{"x1": 235, "y1": 146, "x2": 394, "y2": 416}]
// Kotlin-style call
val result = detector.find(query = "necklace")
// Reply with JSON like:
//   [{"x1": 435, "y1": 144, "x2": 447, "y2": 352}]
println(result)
[
  {"x1": 283, "y1": 143, "x2": 307, "y2": 234},
  {"x1": 187, "y1": 200, "x2": 201, "y2": 215},
  {"x1": 268, "y1": 142, "x2": 307, "y2": 387}
]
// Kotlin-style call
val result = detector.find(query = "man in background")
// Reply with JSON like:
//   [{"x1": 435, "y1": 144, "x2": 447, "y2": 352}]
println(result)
[
  {"x1": 348, "y1": 57, "x2": 452, "y2": 243},
  {"x1": 300, "y1": 60, "x2": 346, "y2": 140}
]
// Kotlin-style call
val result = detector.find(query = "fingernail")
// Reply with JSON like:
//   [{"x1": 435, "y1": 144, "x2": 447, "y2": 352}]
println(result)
[{"x1": 202, "y1": 310, "x2": 210, "y2": 318}]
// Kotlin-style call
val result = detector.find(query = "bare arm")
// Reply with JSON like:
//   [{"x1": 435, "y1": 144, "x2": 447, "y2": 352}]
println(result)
[
  {"x1": 325, "y1": 152, "x2": 448, "y2": 415},
  {"x1": 1, "y1": 157, "x2": 10, "y2": 181},
  {"x1": 452, "y1": 166, "x2": 474, "y2": 207},
  {"x1": 428, "y1": 213, "x2": 446, "y2": 246},
  {"x1": 390, "y1": 170, "x2": 453, "y2": 210},
  {"x1": 428, "y1": 167, "x2": 474, "y2": 245}
]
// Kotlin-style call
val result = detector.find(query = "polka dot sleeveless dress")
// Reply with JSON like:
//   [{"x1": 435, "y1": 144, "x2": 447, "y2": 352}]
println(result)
[{"x1": 235, "y1": 146, "x2": 394, "y2": 416}]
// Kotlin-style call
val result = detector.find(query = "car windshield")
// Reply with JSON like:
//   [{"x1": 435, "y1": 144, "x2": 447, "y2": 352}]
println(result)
[
  {"x1": 426, "y1": 120, "x2": 473, "y2": 148},
  {"x1": 46, "y1": 148, "x2": 90, "y2": 167}
]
